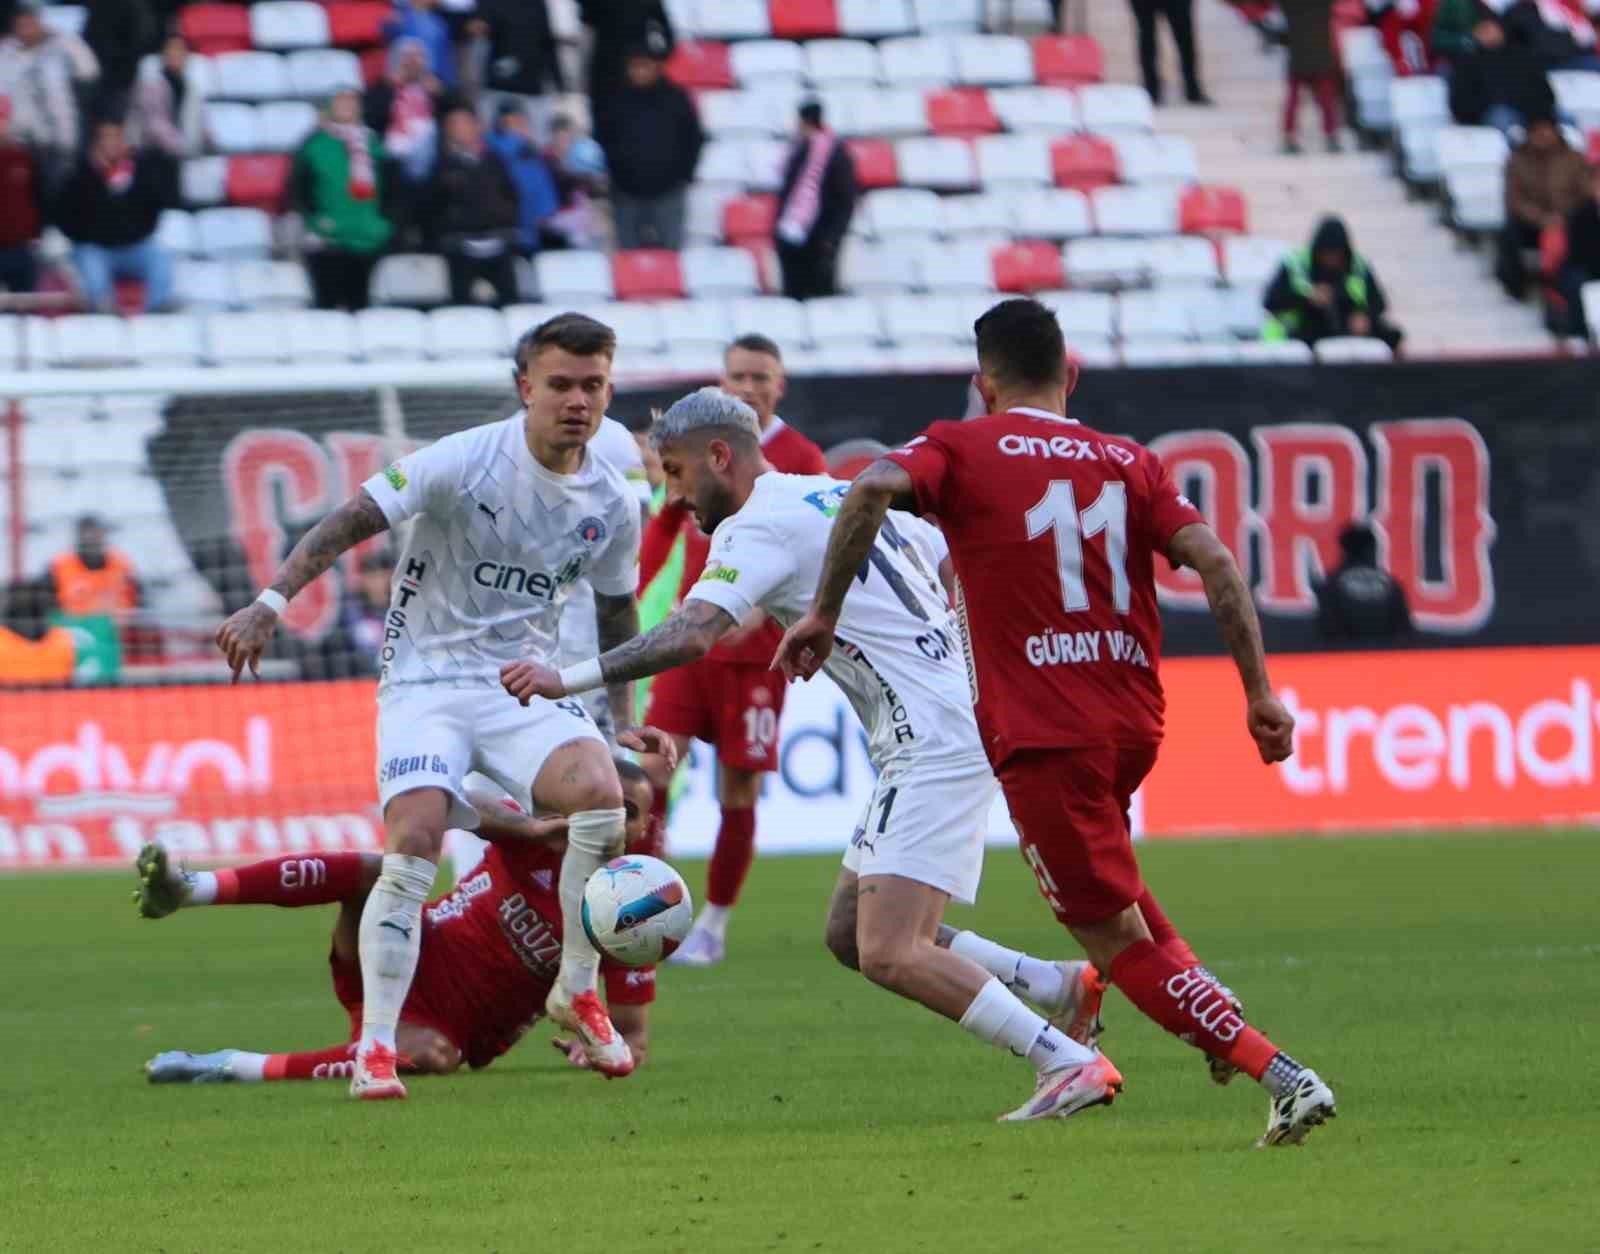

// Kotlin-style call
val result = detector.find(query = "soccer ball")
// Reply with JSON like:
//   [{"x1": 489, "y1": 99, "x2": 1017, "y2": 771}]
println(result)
[{"x1": 581, "y1": 855, "x2": 694, "y2": 967}]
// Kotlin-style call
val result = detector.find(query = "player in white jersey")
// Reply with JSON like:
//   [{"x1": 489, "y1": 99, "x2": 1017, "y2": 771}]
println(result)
[
  {"x1": 215, "y1": 314, "x2": 674, "y2": 1100},
  {"x1": 501, "y1": 388, "x2": 1123, "y2": 1122}
]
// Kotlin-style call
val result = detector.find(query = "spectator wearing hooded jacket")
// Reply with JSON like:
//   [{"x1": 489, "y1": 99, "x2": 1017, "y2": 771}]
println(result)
[
  {"x1": 1262, "y1": 216, "x2": 1404, "y2": 350},
  {"x1": 774, "y1": 100, "x2": 856, "y2": 299},
  {"x1": 1496, "y1": 111, "x2": 1590, "y2": 298},
  {"x1": 421, "y1": 104, "x2": 521, "y2": 305},
  {"x1": 126, "y1": 33, "x2": 204, "y2": 159},
  {"x1": 292, "y1": 89, "x2": 395, "y2": 310},
  {"x1": 487, "y1": 104, "x2": 561, "y2": 254},
  {"x1": 593, "y1": 46, "x2": 702, "y2": 250},
  {"x1": 579, "y1": 0, "x2": 673, "y2": 112},
  {"x1": 364, "y1": 36, "x2": 457, "y2": 183},
  {"x1": 470, "y1": 0, "x2": 563, "y2": 132},
  {"x1": 0, "y1": 1, "x2": 98, "y2": 184},
  {"x1": 1448, "y1": 13, "x2": 1558, "y2": 134}
]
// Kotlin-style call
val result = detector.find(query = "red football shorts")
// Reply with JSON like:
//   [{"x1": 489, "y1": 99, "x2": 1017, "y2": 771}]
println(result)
[
  {"x1": 328, "y1": 949, "x2": 466, "y2": 1053},
  {"x1": 644, "y1": 656, "x2": 785, "y2": 772},
  {"x1": 997, "y1": 744, "x2": 1159, "y2": 926}
]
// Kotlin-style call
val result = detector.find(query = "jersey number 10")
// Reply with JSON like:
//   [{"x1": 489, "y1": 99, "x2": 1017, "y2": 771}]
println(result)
[{"x1": 1026, "y1": 480, "x2": 1131, "y2": 615}]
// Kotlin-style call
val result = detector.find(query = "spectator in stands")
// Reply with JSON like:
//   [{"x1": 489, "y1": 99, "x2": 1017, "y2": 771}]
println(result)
[
  {"x1": 1497, "y1": 111, "x2": 1590, "y2": 298},
  {"x1": 50, "y1": 515, "x2": 140, "y2": 618},
  {"x1": 1280, "y1": 0, "x2": 1342, "y2": 152},
  {"x1": 1314, "y1": 523, "x2": 1412, "y2": 641},
  {"x1": 774, "y1": 101, "x2": 857, "y2": 301},
  {"x1": 488, "y1": 104, "x2": 562, "y2": 254},
  {"x1": 293, "y1": 88, "x2": 395, "y2": 312},
  {"x1": 594, "y1": 46, "x2": 701, "y2": 251},
  {"x1": 0, "y1": 1, "x2": 97, "y2": 186},
  {"x1": 1448, "y1": 13, "x2": 1557, "y2": 134},
  {"x1": 1430, "y1": 0, "x2": 1481, "y2": 66},
  {"x1": 126, "y1": 34, "x2": 203, "y2": 159},
  {"x1": 365, "y1": 37, "x2": 454, "y2": 183},
  {"x1": 1263, "y1": 215, "x2": 1404, "y2": 350},
  {"x1": 1128, "y1": 0, "x2": 1211, "y2": 106},
  {"x1": 422, "y1": 103, "x2": 520, "y2": 305},
  {"x1": 53, "y1": 117, "x2": 174, "y2": 312},
  {"x1": 82, "y1": 0, "x2": 155, "y2": 117},
  {"x1": 1504, "y1": 0, "x2": 1600, "y2": 73},
  {"x1": 542, "y1": 111, "x2": 606, "y2": 248},
  {"x1": 471, "y1": 0, "x2": 564, "y2": 129},
  {"x1": 1555, "y1": 164, "x2": 1600, "y2": 335},
  {"x1": 385, "y1": 0, "x2": 458, "y2": 91},
  {"x1": 0, "y1": 577, "x2": 74, "y2": 687},
  {"x1": 337, "y1": 549, "x2": 395, "y2": 674},
  {"x1": 1367, "y1": 0, "x2": 1439, "y2": 76},
  {"x1": 579, "y1": 0, "x2": 674, "y2": 113},
  {"x1": 0, "y1": 94, "x2": 40, "y2": 294}
]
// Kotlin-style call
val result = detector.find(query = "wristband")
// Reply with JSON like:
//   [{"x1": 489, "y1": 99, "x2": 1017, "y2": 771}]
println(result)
[
  {"x1": 255, "y1": 589, "x2": 289, "y2": 615},
  {"x1": 557, "y1": 658, "x2": 604, "y2": 695}
]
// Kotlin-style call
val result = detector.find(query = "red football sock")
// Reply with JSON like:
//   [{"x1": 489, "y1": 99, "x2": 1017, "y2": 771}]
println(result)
[
  {"x1": 214, "y1": 852, "x2": 366, "y2": 907},
  {"x1": 262, "y1": 1044, "x2": 357, "y2": 1081},
  {"x1": 706, "y1": 806, "x2": 756, "y2": 908},
  {"x1": 1108, "y1": 939, "x2": 1279, "y2": 1080},
  {"x1": 1135, "y1": 886, "x2": 1202, "y2": 970}
]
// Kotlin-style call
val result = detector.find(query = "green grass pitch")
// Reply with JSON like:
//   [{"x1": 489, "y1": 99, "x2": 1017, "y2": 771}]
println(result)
[{"x1": 4, "y1": 830, "x2": 1598, "y2": 1253}]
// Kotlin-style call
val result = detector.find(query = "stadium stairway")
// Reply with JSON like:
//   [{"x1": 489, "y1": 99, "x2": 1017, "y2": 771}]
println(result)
[{"x1": 1082, "y1": 0, "x2": 1553, "y2": 357}]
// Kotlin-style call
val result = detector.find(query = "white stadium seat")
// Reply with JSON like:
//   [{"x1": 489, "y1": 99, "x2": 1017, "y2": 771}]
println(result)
[
  {"x1": 355, "y1": 307, "x2": 429, "y2": 360},
  {"x1": 952, "y1": 34, "x2": 1033, "y2": 86},
  {"x1": 501, "y1": 304, "x2": 560, "y2": 352},
  {"x1": 1234, "y1": 340, "x2": 1314, "y2": 364},
  {"x1": 205, "y1": 102, "x2": 259, "y2": 153},
  {"x1": 1445, "y1": 168, "x2": 1507, "y2": 231},
  {"x1": 941, "y1": 192, "x2": 1013, "y2": 239},
  {"x1": 41, "y1": 5, "x2": 85, "y2": 35},
  {"x1": 207, "y1": 311, "x2": 291, "y2": 365},
  {"x1": 686, "y1": 183, "x2": 738, "y2": 245},
  {"x1": 691, "y1": 0, "x2": 769, "y2": 39},
  {"x1": 1340, "y1": 26, "x2": 1390, "y2": 78},
  {"x1": 804, "y1": 295, "x2": 885, "y2": 345},
  {"x1": 250, "y1": 1, "x2": 330, "y2": 50},
  {"x1": 1551, "y1": 69, "x2": 1600, "y2": 127},
  {"x1": 195, "y1": 207, "x2": 273, "y2": 259},
  {"x1": 1398, "y1": 123, "x2": 1442, "y2": 183},
  {"x1": 842, "y1": 240, "x2": 917, "y2": 294},
  {"x1": 1038, "y1": 289, "x2": 1115, "y2": 342},
  {"x1": 1122, "y1": 340, "x2": 1236, "y2": 367},
  {"x1": 974, "y1": 134, "x2": 1052, "y2": 186},
  {"x1": 372, "y1": 253, "x2": 450, "y2": 306},
  {"x1": 1091, "y1": 184, "x2": 1178, "y2": 236},
  {"x1": 1009, "y1": 188, "x2": 1093, "y2": 239},
  {"x1": 1077, "y1": 84, "x2": 1154, "y2": 134},
  {"x1": 743, "y1": 139, "x2": 790, "y2": 192},
  {"x1": 839, "y1": 0, "x2": 914, "y2": 37},
  {"x1": 595, "y1": 301, "x2": 668, "y2": 357},
  {"x1": 282, "y1": 309, "x2": 360, "y2": 361},
  {"x1": 990, "y1": 87, "x2": 1080, "y2": 133},
  {"x1": 879, "y1": 36, "x2": 955, "y2": 88},
  {"x1": 880, "y1": 293, "x2": 966, "y2": 344},
  {"x1": 805, "y1": 39, "x2": 880, "y2": 86},
  {"x1": 1222, "y1": 236, "x2": 1290, "y2": 291},
  {"x1": 535, "y1": 251, "x2": 614, "y2": 302},
  {"x1": 682, "y1": 246, "x2": 760, "y2": 297},
  {"x1": 823, "y1": 86, "x2": 926, "y2": 137},
  {"x1": 914, "y1": 240, "x2": 995, "y2": 293},
  {"x1": 181, "y1": 156, "x2": 227, "y2": 207},
  {"x1": 174, "y1": 259, "x2": 238, "y2": 308},
  {"x1": 256, "y1": 101, "x2": 318, "y2": 152},
  {"x1": 698, "y1": 90, "x2": 782, "y2": 140},
  {"x1": 1434, "y1": 125, "x2": 1509, "y2": 174},
  {"x1": 287, "y1": 48, "x2": 363, "y2": 97},
  {"x1": 0, "y1": 315, "x2": 22, "y2": 370},
  {"x1": 156, "y1": 209, "x2": 199, "y2": 257},
  {"x1": 428, "y1": 306, "x2": 507, "y2": 361},
  {"x1": 1147, "y1": 235, "x2": 1221, "y2": 287},
  {"x1": 731, "y1": 40, "x2": 807, "y2": 86},
  {"x1": 1218, "y1": 286, "x2": 1268, "y2": 338},
  {"x1": 862, "y1": 188, "x2": 943, "y2": 240},
  {"x1": 890, "y1": 340, "x2": 975, "y2": 371},
  {"x1": 729, "y1": 296, "x2": 811, "y2": 348},
  {"x1": 895, "y1": 137, "x2": 977, "y2": 189},
  {"x1": 1117, "y1": 289, "x2": 1195, "y2": 341},
  {"x1": 1314, "y1": 336, "x2": 1395, "y2": 363},
  {"x1": 1063, "y1": 237, "x2": 1154, "y2": 289},
  {"x1": 912, "y1": 0, "x2": 981, "y2": 31},
  {"x1": 1583, "y1": 281, "x2": 1600, "y2": 346},
  {"x1": 212, "y1": 51, "x2": 292, "y2": 100},
  {"x1": 129, "y1": 314, "x2": 205, "y2": 366},
  {"x1": 47, "y1": 315, "x2": 135, "y2": 367},
  {"x1": 697, "y1": 139, "x2": 757, "y2": 186},
  {"x1": 1352, "y1": 73, "x2": 1395, "y2": 132},
  {"x1": 232, "y1": 259, "x2": 313, "y2": 308},
  {"x1": 659, "y1": 298, "x2": 735, "y2": 350},
  {"x1": 1389, "y1": 76, "x2": 1449, "y2": 128},
  {"x1": 1113, "y1": 133, "x2": 1198, "y2": 185}
]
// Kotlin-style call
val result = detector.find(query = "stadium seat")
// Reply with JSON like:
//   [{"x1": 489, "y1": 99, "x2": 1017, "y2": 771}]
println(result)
[
  {"x1": 1351, "y1": 73, "x2": 1395, "y2": 133},
  {"x1": 591, "y1": 301, "x2": 667, "y2": 357},
  {"x1": 537, "y1": 251, "x2": 615, "y2": 303},
  {"x1": 372, "y1": 254, "x2": 450, "y2": 306},
  {"x1": 156, "y1": 209, "x2": 199, "y2": 257},
  {"x1": 940, "y1": 191, "x2": 1013, "y2": 239},
  {"x1": 659, "y1": 297, "x2": 735, "y2": 350},
  {"x1": 179, "y1": 4, "x2": 252, "y2": 54},
  {"x1": 427, "y1": 306, "x2": 507, "y2": 361},
  {"x1": 1063, "y1": 237, "x2": 1153, "y2": 289},
  {"x1": 895, "y1": 137, "x2": 976, "y2": 189},
  {"x1": 182, "y1": 156, "x2": 228, "y2": 207},
  {"x1": 890, "y1": 339, "x2": 975, "y2": 371},
  {"x1": 1218, "y1": 286, "x2": 1268, "y2": 338},
  {"x1": 225, "y1": 155, "x2": 291, "y2": 212},
  {"x1": 926, "y1": 88, "x2": 999, "y2": 137},
  {"x1": 40, "y1": 6, "x2": 86, "y2": 36},
  {"x1": 729, "y1": 39, "x2": 805, "y2": 87},
  {"x1": 1032, "y1": 35, "x2": 1103, "y2": 87},
  {"x1": 325, "y1": 1, "x2": 388, "y2": 48},
  {"x1": 611, "y1": 249, "x2": 687, "y2": 301},
  {"x1": 974, "y1": 134, "x2": 1052, "y2": 186},
  {"x1": 1339, "y1": 25, "x2": 1389, "y2": 78},
  {"x1": 1444, "y1": 168, "x2": 1505, "y2": 232},
  {"x1": 1051, "y1": 134, "x2": 1118, "y2": 191},
  {"x1": 205, "y1": 102, "x2": 259, "y2": 153},
  {"x1": 992, "y1": 240, "x2": 1063, "y2": 293},
  {"x1": 841, "y1": 240, "x2": 916, "y2": 293},
  {"x1": 46, "y1": 315, "x2": 135, "y2": 368},
  {"x1": 1113, "y1": 133, "x2": 1197, "y2": 185},
  {"x1": 952, "y1": 34, "x2": 1033, "y2": 86},
  {"x1": 1077, "y1": 84, "x2": 1154, "y2": 134},
  {"x1": 174, "y1": 259, "x2": 239, "y2": 308},
  {"x1": 232, "y1": 259, "x2": 313, "y2": 308},
  {"x1": 1434, "y1": 125, "x2": 1509, "y2": 174},
  {"x1": 686, "y1": 183, "x2": 738, "y2": 245},
  {"x1": 282, "y1": 309, "x2": 360, "y2": 361},
  {"x1": 910, "y1": 0, "x2": 979, "y2": 29},
  {"x1": 0, "y1": 315, "x2": 21, "y2": 370},
  {"x1": 699, "y1": 90, "x2": 781, "y2": 140},
  {"x1": 826, "y1": 86, "x2": 926, "y2": 138},
  {"x1": 1145, "y1": 235, "x2": 1220, "y2": 287},
  {"x1": 1178, "y1": 287, "x2": 1232, "y2": 339},
  {"x1": 682, "y1": 246, "x2": 761, "y2": 297},
  {"x1": 697, "y1": 139, "x2": 758, "y2": 186},
  {"x1": 879, "y1": 36, "x2": 955, "y2": 88},
  {"x1": 668, "y1": 40, "x2": 737, "y2": 89},
  {"x1": 862, "y1": 188, "x2": 942, "y2": 240},
  {"x1": 1551, "y1": 70, "x2": 1600, "y2": 128},
  {"x1": 806, "y1": 39, "x2": 879, "y2": 85},
  {"x1": 1234, "y1": 340, "x2": 1314, "y2": 364},
  {"x1": 195, "y1": 207, "x2": 272, "y2": 259},
  {"x1": 1117, "y1": 289, "x2": 1194, "y2": 341},
  {"x1": 1583, "y1": 281, "x2": 1600, "y2": 345},
  {"x1": 1038, "y1": 289, "x2": 1115, "y2": 341},
  {"x1": 1091, "y1": 184, "x2": 1178, "y2": 236},
  {"x1": 1180, "y1": 185, "x2": 1248, "y2": 235},
  {"x1": 1389, "y1": 76, "x2": 1449, "y2": 129},
  {"x1": 723, "y1": 194, "x2": 779, "y2": 244},
  {"x1": 1314, "y1": 336, "x2": 1394, "y2": 363},
  {"x1": 1121, "y1": 340, "x2": 1235, "y2": 367},
  {"x1": 1222, "y1": 235, "x2": 1290, "y2": 290},
  {"x1": 804, "y1": 297, "x2": 885, "y2": 348},
  {"x1": 835, "y1": 139, "x2": 893, "y2": 190},
  {"x1": 355, "y1": 306, "x2": 429, "y2": 359},
  {"x1": 839, "y1": 0, "x2": 913, "y2": 37},
  {"x1": 250, "y1": 1, "x2": 330, "y2": 50},
  {"x1": 729, "y1": 295, "x2": 811, "y2": 347},
  {"x1": 990, "y1": 86, "x2": 1079, "y2": 133},
  {"x1": 288, "y1": 48, "x2": 363, "y2": 97},
  {"x1": 770, "y1": 0, "x2": 841, "y2": 39},
  {"x1": 207, "y1": 311, "x2": 293, "y2": 364},
  {"x1": 256, "y1": 102, "x2": 318, "y2": 152},
  {"x1": 212, "y1": 51, "x2": 291, "y2": 100},
  {"x1": 692, "y1": 0, "x2": 770, "y2": 39},
  {"x1": 743, "y1": 139, "x2": 791, "y2": 192},
  {"x1": 128, "y1": 313, "x2": 205, "y2": 366},
  {"x1": 914, "y1": 240, "x2": 994, "y2": 292},
  {"x1": 1009, "y1": 187, "x2": 1093, "y2": 239},
  {"x1": 879, "y1": 292, "x2": 964, "y2": 345}
]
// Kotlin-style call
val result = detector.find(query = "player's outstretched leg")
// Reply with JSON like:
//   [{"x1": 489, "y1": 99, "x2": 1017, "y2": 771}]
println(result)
[
  {"x1": 1134, "y1": 886, "x2": 1245, "y2": 1086},
  {"x1": 133, "y1": 845, "x2": 373, "y2": 919},
  {"x1": 147, "y1": 1029, "x2": 460, "y2": 1086},
  {"x1": 934, "y1": 924, "x2": 1106, "y2": 1050},
  {"x1": 672, "y1": 766, "x2": 761, "y2": 967}
]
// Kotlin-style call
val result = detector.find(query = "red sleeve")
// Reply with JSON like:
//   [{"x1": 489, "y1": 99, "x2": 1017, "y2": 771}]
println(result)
[
  {"x1": 1142, "y1": 445, "x2": 1207, "y2": 558},
  {"x1": 882, "y1": 423, "x2": 957, "y2": 518},
  {"x1": 638, "y1": 501, "x2": 689, "y2": 593},
  {"x1": 604, "y1": 961, "x2": 657, "y2": 1006},
  {"x1": 791, "y1": 433, "x2": 828, "y2": 474}
]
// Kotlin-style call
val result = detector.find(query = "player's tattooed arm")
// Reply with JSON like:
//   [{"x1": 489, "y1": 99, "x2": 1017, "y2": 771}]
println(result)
[
  {"x1": 594, "y1": 591, "x2": 643, "y2": 726},
  {"x1": 598, "y1": 599, "x2": 738, "y2": 685}
]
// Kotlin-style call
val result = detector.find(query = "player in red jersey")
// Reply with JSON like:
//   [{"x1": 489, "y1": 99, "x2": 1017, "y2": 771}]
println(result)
[
  {"x1": 136, "y1": 762, "x2": 660, "y2": 1085},
  {"x1": 637, "y1": 333, "x2": 828, "y2": 966},
  {"x1": 776, "y1": 298, "x2": 1338, "y2": 1147}
]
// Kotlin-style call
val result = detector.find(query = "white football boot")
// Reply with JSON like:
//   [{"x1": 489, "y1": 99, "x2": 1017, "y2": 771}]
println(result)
[
  {"x1": 1256, "y1": 1068, "x2": 1337, "y2": 1147},
  {"x1": 998, "y1": 1052, "x2": 1123, "y2": 1123},
  {"x1": 665, "y1": 922, "x2": 725, "y2": 967},
  {"x1": 545, "y1": 983, "x2": 635, "y2": 1078},
  {"x1": 349, "y1": 1042, "x2": 407, "y2": 1101},
  {"x1": 145, "y1": 1050, "x2": 243, "y2": 1084}
]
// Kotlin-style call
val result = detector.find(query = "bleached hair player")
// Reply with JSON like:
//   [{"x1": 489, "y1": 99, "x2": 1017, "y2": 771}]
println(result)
[
  {"x1": 215, "y1": 313, "x2": 675, "y2": 1100},
  {"x1": 502, "y1": 388, "x2": 1123, "y2": 1122}
]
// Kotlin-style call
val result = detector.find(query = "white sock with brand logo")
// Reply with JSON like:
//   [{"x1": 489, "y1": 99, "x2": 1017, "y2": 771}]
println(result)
[
  {"x1": 356, "y1": 853, "x2": 435, "y2": 1053},
  {"x1": 948, "y1": 930, "x2": 1066, "y2": 1009},
  {"x1": 958, "y1": 977, "x2": 1096, "y2": 1072},
  {"x1": 185, "y1": 871, "x2": 218, "y2": 906},
  {"x1": 558, "y1": 808, "x2": 627, "y2": 995}
]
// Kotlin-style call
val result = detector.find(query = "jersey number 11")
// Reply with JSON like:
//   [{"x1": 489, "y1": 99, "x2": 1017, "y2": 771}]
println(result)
[{"x1": 1026, "y1": 480, "x2": 1131, "y2": 615}]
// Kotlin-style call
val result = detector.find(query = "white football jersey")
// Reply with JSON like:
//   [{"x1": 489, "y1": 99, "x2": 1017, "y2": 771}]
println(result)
[
  {"x1": 363, "y1": 413, "x2": 641, "y2": 692},
  {"x1": 557, "y1": 417, "x2": 650, "y2": 667},
  {"x1": 686, "y1": 473, "x2": 982, "y2": 770}
]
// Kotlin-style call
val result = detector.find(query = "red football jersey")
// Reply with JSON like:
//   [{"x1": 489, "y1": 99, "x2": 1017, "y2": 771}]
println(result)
[
  {"x1": 639, "y1": 416, "x2": 827, "y2": 665},
  {"x1": 412, "y1": 840, "x2": 654, "y2": 1069},
  {"x1": 885, "y1": 407, "x2": 1204, "y2": 766}
]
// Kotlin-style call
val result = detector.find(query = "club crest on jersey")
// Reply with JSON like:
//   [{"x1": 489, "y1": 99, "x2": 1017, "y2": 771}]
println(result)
[{"x1": 575, "y1": 516, "x2": 607, "y2": 546}]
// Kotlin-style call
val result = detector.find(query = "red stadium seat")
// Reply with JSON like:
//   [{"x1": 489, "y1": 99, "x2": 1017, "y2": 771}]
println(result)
[
  {"x1": 1051, "y1": 134, "x2": 1118, "y2": 191},
  {"x1": 179, "y1": 4, "x2": 252, "y2": 54},
  {"x1": 666, "y1": 40, "x2": 736, "y2": 89},
  {"x1": 1032, "y1": 35, "x2": 1104, "y2": 86},
  {"x1": 612, "y1": 250, "x2": 687, "y2": 301},
  {"x1": 926, "y1": 88, "x2": 1000, "y2": 137},
  {"x1": 325, "y1": 2, "x2": 390, "y2": 48},
  {"x1": 1180, "y1": 185, "x2": 1249, "y2": 236},
  {"x1": 991, "y1": 240, "x2": 1063, "y2": 293},
  {"x1": 846, "y1": 139, "x2": 899, "y2": 189},
  {"x1": 227, "y1": 155, "x2": 291, "y2": 212},
  {"x1": 769, "y1": 0, "x2": 840, "y2": 39},
  {"x1": 738, "y1": 239, "x2": 779, "y2": 293},
  {"x1": 723, "y1": 194, "x2": 779, "y2": 244}
]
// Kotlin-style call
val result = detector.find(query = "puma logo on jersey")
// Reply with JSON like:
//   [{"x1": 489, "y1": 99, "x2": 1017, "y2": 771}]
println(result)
[{"x1": 477, "y1": 502, "x2": 504, "y2": 525}]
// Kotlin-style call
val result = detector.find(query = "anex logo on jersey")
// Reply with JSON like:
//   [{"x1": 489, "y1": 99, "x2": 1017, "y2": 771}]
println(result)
[{"x1": 472, "y1": 554, "x2": 585, "y2": 601}]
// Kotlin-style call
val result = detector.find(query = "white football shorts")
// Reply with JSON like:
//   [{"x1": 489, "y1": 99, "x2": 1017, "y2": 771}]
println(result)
[
  {"x1": 842, "y1": 753, "x2": 997, "y2": 904},
  {"x1": 376, "y1": 685, "x2": 604, "y2": 829}
]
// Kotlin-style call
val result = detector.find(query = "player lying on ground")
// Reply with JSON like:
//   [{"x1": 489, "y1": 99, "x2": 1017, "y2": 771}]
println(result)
[
  {"x1": 503, "y1": 388, "x2": 1118, "y2": 1123},
  {"x1": 215, "y1": 313, "x2": 674, "y2": 1099},
  {"x1": 774, "y1": 297, "x2": 1337, "y2": 1147},
  {"x1": 138, "y1": 762, "x2": 661, "y2": 1084}
]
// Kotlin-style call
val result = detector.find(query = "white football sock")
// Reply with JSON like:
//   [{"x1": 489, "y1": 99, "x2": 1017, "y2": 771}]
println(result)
[
  {"x1": 226, "y1": 1051, "x2": 268, "y2": 1082},
  {"x1": 948, "y1": 930, "x2": 1066, "y2": 1009},
  {"x1": 558, "y1": 807, "x2": 626, "y2": 995},
  {"x1": 695, "y1": 903, "x2": 731, "y2": 941},
  {"x1": 185, "y1": 871, "x2": 218, "y2": 906},
  {"x1": 356, "y1": 853, "x2": 435, "y2": 1052},
  {"x1": 958, "y1": 977, "x2": 1095, "y2": 1072}
]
